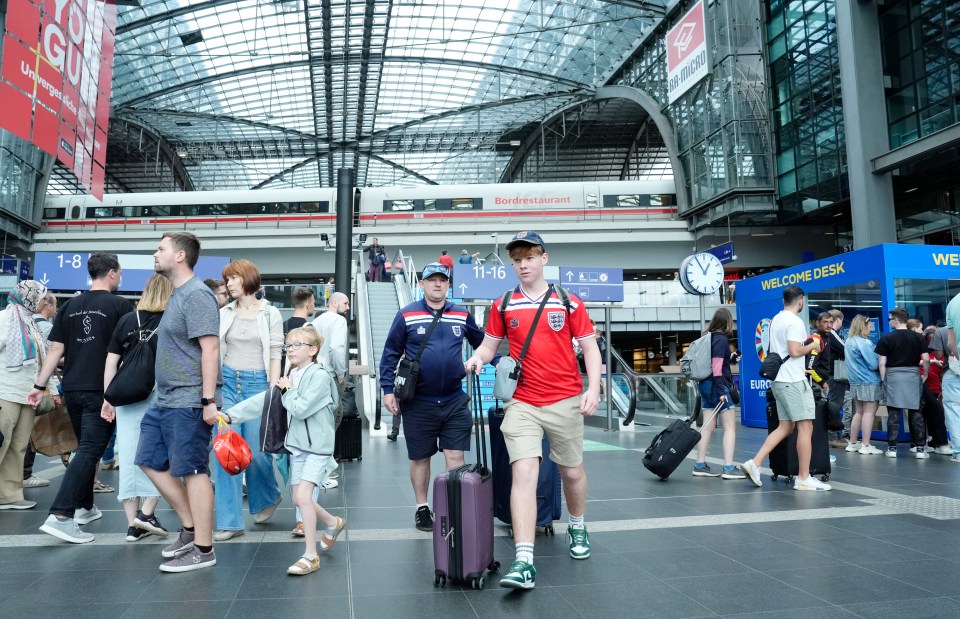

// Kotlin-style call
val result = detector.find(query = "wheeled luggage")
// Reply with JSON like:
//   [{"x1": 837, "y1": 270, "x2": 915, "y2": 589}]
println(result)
[
  {"x1": 432, "y1": 374, "x2": 499, "y2": 589},
  {"x1": 766, "y1": 390, "x2": 831, "y2": 483},
  {"x1": 642, "y1": 401, "x2": 723, "y2": 480},
  {"x1": 334, "y1": 415, "x2": 362, "y2": 461},
  {"x1": 488, "y1": 405, "x2": 561, "y2": 535}
]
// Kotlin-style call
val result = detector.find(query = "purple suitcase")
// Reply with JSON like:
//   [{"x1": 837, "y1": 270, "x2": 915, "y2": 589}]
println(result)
[{"x1": 432, "y1": 373, "x2": 499, "y2": 588}]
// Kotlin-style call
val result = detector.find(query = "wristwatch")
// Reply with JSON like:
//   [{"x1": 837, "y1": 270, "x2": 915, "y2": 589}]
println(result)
[{"x1": 201, "y1": 396, "x2": 215, "y2": 406}]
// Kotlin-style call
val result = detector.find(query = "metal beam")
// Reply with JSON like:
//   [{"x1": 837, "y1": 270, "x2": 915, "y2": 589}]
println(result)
[
  {"x1": 114, "y1": 55, "x2": 587, "y2": 109},
  {"x1": 109, "y1": 119, "x2": 196, "y2": 191},
  {"x1": 116, "y1": 0, "x2": 245, "y2": 35},
  {"x1": 119, "y1": 108, "x2": 327, "y2": 143},
  {"x1": 872, "y1": 123, "x2": 960, "y2": 174}
]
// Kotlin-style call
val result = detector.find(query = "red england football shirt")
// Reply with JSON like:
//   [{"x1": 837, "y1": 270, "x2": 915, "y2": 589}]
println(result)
[{"x1": 486, "y1": 286, "x2": 594, "y2": 406}]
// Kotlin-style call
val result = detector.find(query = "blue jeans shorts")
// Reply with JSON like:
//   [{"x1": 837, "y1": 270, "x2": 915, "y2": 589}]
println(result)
[{"x1": 135, "y1": 404, "x2": 213, "y2": 477}]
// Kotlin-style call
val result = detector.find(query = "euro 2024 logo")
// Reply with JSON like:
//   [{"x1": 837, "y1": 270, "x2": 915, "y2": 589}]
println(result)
[{"x1": 755, "y1": 318, "x2": 771, "y2": 361}]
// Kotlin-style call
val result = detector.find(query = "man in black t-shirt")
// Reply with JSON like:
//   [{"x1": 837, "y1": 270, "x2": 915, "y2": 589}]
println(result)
[
  {"x1": 875, "y1": 307, "x2": 930, "y2": 458},
  {"x1": 28, "y1": 253, "x2": 134, "y2": 544},
  {"x1": 284, "y1": 287, "x2": 315, "y2": 334}
]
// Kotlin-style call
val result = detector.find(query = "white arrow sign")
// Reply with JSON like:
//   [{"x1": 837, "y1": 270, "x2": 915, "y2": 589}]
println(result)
[
  {"x1": 459, "y1": 283, "x2": 467, "y2": 294},
  {"x1": 39, "y1": 273, "x2": 49, "y2": 285},
  {"x1": 565, "y1": 270, "x2": 574, "y2": 282}
]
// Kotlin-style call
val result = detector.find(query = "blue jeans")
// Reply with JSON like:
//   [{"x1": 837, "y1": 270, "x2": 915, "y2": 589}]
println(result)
[
  {"x1": 213, "y1": 366, "x2": 281, "y2": 530},
  {"x1": 942, "y1": 371, "x2": 960, "y2": 456}
]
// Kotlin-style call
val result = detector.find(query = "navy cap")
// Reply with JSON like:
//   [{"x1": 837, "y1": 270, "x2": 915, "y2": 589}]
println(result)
[
  {"x1": 421, "y1": 262, "x2": 450, "y2": 280},
  {"x1": 504, "y1": 230, "x2": 546, "y2": 251}
]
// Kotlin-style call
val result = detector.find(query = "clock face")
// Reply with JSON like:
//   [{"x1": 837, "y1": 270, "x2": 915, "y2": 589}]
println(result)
[{"x1": 681, "y1": 252, "x2": 724, "y2": 295}]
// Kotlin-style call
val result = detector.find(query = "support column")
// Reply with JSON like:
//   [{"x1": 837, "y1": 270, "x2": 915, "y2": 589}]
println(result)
[
  {"x1": 334, "y1": 168, "x2": 355, "y2": 293},
  {"x1": 836, "y1": 0, "x2": 897, "y2": 249}
]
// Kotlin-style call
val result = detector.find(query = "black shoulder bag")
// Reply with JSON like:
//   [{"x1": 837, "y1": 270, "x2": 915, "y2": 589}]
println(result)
[
  {"x1": 494, "y1": 285, "x2": 554, "y2": 401},
  {"x1": 393, "y1": 308, "x2": 444, "y2": 402}
]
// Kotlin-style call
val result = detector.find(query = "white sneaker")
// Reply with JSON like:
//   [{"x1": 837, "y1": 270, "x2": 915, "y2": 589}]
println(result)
[
  {"x1": 934, "y1": 445, "x2": 953, "y2": 455},
  {"x1": 909, "y1": 446, "x2": 926, "y2": 453},
  {"x1": 321, "y1": 478, "x2": 339, "y2": 490},
  {"x1": 794, "y1": 476, "x2": 832, "y2": 491},
  {"x1": 23, "y1": 476, "x2": 50, "y2": 488},
  {"x1": 885, "y1": 447, "x2": 898, "y2": 458},
  {"x1": 951, "y1": 455, "x2": 960, "y2": 463},
  {"x1": 845, "y1": 442, "x2": 862, "y2": 452},
  {"x1": 858, "y1": 444, "x2": 883, "y2": 455},
  {"x1": 74, "y1": 506, "x2": 102, "y2": 525},
  {"x1": 741, "y1": 459, "x2": 762, "y2": 488},
  {"x1": 916, "y1": 450, "x2": 930, "y2": 459}
]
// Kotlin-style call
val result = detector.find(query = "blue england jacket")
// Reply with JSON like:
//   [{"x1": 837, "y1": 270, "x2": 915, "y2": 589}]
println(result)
[{"x1": 379, "y1": 299, "x2": 485, "y2": 402}]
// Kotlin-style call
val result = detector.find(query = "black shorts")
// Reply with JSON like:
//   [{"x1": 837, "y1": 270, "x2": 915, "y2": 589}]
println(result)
[{"x1": 402, "y1": 392, "x2": 471, "y2": 461}]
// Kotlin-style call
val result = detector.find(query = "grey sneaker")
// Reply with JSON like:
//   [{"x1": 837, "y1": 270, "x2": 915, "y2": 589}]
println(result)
[
  {"x1": 692, "y1": 464, "x2": 720, "y2": 477},
  {"x1": 0, "y1": 499, "x2": 37, "y2": 510},
  {"x1": 161, "y1": 528, "x2": 196, "y2": 558},
  {"x1": 721, "y1": 466, "x2": 746, "y2": 480},
  {"x1": 39, "y1": 515, "x2": 94, "y2": 544},
  {"x1": 159, "y1": 546, "x2": 217, "y2": 573},
  {"x1": 23, "y1": 476, "x2": 50, "y2": 488},
  {"x1": 74, "y1": 506, "x2": 102, "y2": 525}
]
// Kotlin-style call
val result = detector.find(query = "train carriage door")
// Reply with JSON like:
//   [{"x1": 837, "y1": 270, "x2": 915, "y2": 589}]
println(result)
[{"x1": 583, "y1": 183, "x2": 601, "y2": 221}]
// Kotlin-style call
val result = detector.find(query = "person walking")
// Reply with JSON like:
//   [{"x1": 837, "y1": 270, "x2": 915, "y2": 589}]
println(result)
[
  {"x1": 876, "y1": 308, "x2": 930, "y2": 458},
  {"x1": 465, "y1": 231, "x2": 602, "y2": 590},
  {"x1": 691, "y1": 307, "x2": 745, "y2": 480},
  {"x1": 367, "y1": 238, "x2": 386, "y2": 282},
  {"x1": 0, "y1": 282, "x2": 61, "y2": 511},
  {"x1": 741, "y1": 286, "x2": 832, "y2": 491},
  {"x1": 925, "y1": 325, "x2": 953, "y2": 454},
  {"x1": 380, "y1": 262, "x2": 486, "y2": 532},
  {"x1": 213, "y1": 259, "x2": 284, "y2": 541},
  {"x1": 29, "y1": 254, "x2": 135, "y2": 542},
  {"x1": 22, "y1": 291, "x2": 58, "y2": 489},
  {"x1": 843, "y1": 315, "x2": 883, "y2": 455},
  {"x1": 100, "y1": 273, "x2": 173, "y2": 542},
  {"x1": 941, "y1": 292, "x2": 960, "y2": 463},
  {"x1": 135, "y1": 232, "x2": 221, "y2": 572}
]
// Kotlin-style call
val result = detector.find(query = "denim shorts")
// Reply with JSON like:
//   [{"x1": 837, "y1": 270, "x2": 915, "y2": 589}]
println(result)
[
  {"x1": 402, "y1": 392, "x2": 472, "y2": 461},
  {"x1": 698, "y1": 380, "x2": 733, "y2": 414},
  {"x1": 135, "y1": 404, "x2": 213, "y2": 477}
]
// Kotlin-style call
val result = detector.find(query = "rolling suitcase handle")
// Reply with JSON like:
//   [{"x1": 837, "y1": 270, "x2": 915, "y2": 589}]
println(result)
[
  {"x1": 467, "y1": 368, "x2": 489, "y2": 474},
  {"x1": 691, "y1": 400, "x2": 725, "y2": 433}
]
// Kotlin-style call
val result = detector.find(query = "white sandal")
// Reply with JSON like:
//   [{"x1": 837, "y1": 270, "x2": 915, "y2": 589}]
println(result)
[{"x1": 287, "y1": 555, "x2": 319, "y2": 576}]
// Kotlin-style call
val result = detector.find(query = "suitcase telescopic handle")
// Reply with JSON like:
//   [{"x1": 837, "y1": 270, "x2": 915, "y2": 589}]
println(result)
[{"x1": 467, "y1": 362, "x2": 488, "y2": 472}]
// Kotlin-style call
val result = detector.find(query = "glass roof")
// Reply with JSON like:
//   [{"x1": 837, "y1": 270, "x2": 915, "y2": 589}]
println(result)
[{"x1": 66, "y1": 0, "x2": 667, "y2": 190}]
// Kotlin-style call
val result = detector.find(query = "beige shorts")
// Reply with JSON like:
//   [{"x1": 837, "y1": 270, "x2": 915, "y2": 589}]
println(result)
[{"x1": 500, "y1": 395, "x2": 584, "y2": 467}]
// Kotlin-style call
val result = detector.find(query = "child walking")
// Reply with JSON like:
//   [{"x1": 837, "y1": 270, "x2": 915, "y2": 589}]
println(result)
[{"x1": 277, "y1": 325, "x2": 346, "y2": 575}]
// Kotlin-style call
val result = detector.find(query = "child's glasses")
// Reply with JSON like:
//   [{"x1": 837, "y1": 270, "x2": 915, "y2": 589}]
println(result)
[{"x1": 281, "y1": 342, "x2": 311, "y2": 352}]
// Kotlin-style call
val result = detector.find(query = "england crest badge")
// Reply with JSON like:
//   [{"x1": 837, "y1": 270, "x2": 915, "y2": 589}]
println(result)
[{"x1": 547, "y1": 311, "x2": 565, "y2": 331}]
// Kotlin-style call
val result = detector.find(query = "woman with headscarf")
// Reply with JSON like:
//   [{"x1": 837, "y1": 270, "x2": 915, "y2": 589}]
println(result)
[{"x1": 0, "y1": 281, "x2": 61, "y2": 510}]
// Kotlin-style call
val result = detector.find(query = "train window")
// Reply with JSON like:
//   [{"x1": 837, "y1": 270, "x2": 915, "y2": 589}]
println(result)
[
  {"x1": 386, "y1": 200, "x2": 414, "y2": 211},
  {"x1": 318, "y1": 201, "x2": 330, "y2": 213},
  {"x1": 155, "y1": 205, "x2": 170, "y2": 216},
  {"x1": 657, "y1": 194, "x2": 677, "y2": 206},
  {"x1": 299, "y1": 202, "x2": 319, "y2": 213},
  {"x1": 604, "y1": 194, "x2": 641, "y2": 208},
  {"x1": 649, "y1": 194, "x2": 663, "y2": 207},
  {"x1": 43, "y1": 208, "x2": 66, "y2": 219},
  {"x1": 424, "y1": 199, "x2": 437, "y2": 211},
  {"x1": 209, "y1": 204, "x2": 229, "y2": 215},
  {"x1": 586, "y1": 193, "x2": 598, "y2": 208},
  {"x1": 180, "y1": 205, "x2": 198, "y2": 216},
  {"x1": 450, "y1": 198, "x2": 475, "y2": 210},
  {"x1": 93, "y1": 207, "x2": 114, "y2": 218}
]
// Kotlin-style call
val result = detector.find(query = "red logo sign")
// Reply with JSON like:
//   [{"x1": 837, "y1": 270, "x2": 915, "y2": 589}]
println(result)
[
  {"x1": 0, "y1": 0, "x2": 116, "y2": 199},
  {"x1": 666, "y1": 1, "x2": 706, "y2": 72}
]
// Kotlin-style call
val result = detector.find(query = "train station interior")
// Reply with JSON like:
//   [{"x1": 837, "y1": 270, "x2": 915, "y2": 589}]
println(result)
[{"x1": 3, "y1": 0, "x2": 960, "y2": 616}]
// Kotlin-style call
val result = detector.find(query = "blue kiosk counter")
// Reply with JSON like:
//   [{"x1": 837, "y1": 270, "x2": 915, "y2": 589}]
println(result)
[{"x1": 736, "y1": 244, "x2": 960, "y2": 428}]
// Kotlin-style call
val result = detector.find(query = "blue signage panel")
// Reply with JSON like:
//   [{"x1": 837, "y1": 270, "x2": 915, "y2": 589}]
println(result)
[
  {"x1": 707, "y1": 242, "x2": 735, "y2": 264},
  {"x1": 33, "y1": 252, "x2": 231, "y2": 292},
  {"x1": 453, "y1": 263, "x2": 519, "y2": 300},
  {"x1": 558, "y1": 266, "x2": 624, "y2": 302}
]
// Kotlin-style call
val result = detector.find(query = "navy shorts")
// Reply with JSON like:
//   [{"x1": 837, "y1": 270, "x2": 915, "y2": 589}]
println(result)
[
  {"x1": 135, "y1": 404, "x2": 213, "y2": 477},
  {"x1": 402, "y1": 392, "x2": 472, "y2": 461}
]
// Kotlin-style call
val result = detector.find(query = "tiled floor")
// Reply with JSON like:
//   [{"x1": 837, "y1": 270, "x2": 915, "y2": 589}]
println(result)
[{"x1": 5, "y1": 414, "x2": 960, "y2": 618}]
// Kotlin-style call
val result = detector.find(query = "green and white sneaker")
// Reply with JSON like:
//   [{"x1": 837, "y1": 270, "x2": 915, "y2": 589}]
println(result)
[
  {"x1": 568, "y1": 525, "x2": 590, "y2": 560},
  {"x1": 499, "y1": 560, "x2": 536, "y2": 589}
]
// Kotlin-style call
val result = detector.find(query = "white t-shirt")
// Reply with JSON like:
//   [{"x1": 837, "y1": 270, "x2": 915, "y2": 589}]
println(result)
[{"x1": 769, "y1": 309, "x2": 808, "y2": 383}]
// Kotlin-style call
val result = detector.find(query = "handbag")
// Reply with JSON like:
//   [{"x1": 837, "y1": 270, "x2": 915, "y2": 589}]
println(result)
[
  {"x1": 30, "y1": 403, "x2": 77, "y2": 456},
  {"x1": 260, "y1": 385, "x2": 290, "y2": 455},
  {"x1": 214, "y1": 416, "x2": 253, "y2": 475},
  {"x1": 494, "y1": 286, "x2": 553, "y2": 401},
  {"x1": 104, "y1": 311, "x2": 157, "y2": 407},
  {"x1": 393, "y1": 308, "x2": 444, "y2": 403}
]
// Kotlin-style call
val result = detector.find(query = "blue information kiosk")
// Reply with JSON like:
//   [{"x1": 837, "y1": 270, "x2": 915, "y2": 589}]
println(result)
[{"x1": 736, "y1": 244, "x2": 960, "y2": 430}]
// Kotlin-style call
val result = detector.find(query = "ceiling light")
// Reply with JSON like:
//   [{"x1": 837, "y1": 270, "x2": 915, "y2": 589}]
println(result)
[
  {"x1": 904, "y1": 187, "x2": 919, "y2": 193},
  {"x1": 176, "y1": 150, "x2": 188, "y2": 158}
]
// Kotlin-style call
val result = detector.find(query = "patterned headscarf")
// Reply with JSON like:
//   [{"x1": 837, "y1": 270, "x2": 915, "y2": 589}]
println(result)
[{"x1": 5, "y1": 280, "x2": 48, "y2": 372}]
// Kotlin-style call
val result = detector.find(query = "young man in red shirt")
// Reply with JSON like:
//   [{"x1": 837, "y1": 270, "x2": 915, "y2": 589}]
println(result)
[{"x1": 466, "y1": 231, "x2": 601, "y2": 590}]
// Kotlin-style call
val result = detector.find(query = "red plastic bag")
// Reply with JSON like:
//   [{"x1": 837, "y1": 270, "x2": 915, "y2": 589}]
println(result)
[{"x1": 214, "y1": 416, "x2": 252, "y2": 476}]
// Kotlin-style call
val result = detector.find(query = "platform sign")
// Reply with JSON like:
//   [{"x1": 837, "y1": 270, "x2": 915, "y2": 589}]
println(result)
[
  {"x1": 33, "y1": 252, "x2": 231, "y2": 292},
  {"x1": 558, "y1": 266, "x2": 624, "y2": 302},
  {"x1": 453, "y1": 263, "x2": 519, "y2": 300},
  {"x1": 707, "y1": 242, "x2": 735, "y2": 264}
]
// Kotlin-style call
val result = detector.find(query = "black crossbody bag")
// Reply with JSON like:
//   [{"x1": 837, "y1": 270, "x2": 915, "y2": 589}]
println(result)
[{"x1": 394, "y1": 308, "x2": 444, "y2": 402}]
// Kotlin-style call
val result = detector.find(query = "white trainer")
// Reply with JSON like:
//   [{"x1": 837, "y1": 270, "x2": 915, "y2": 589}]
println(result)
[
  {"x1": 858, "y1": 444, "x2": 883, "y2": 455},
  {"x1": 844, "y1": 442, "x2": 862, "y2": 452},
  {"x1": 794, "y1": 476, "x2": 832, "y2": 491}
]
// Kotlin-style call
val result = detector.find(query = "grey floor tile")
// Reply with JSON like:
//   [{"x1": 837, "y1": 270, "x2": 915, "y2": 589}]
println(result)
[
  {"x1": 251, "y1": 541, "x2": 346, "y2": 568},
  {"x1": 767, "y1": 565, "x2": 930, "y2": 605},
  {"x1": 351, "y1": 560, "x2": 466, "y2": 595},
  {"x1": 841, "y1": 596, "x2": 960, "y2": 618},
  {"x1": 348, "y1": 539, "x2": 435, "y2": 564},
  {"x1": 354, "y1": 592, "x2": 476, "y2": 618},
  {"x1": 858, "y1": 558, "x2": 960, "y2": 597},
  {"x1": 0, "y1": 545, "x2": 84, "y2": 573},
  {"x1": 791, "y1": 534, "x2": 930, "y2": 567},
  {"x1": 723, "y1": 606, "x2": 857, "y2": 618},
  {"x1": 58, "y1": 543, "x2": 167, "y2": 571},
  {"x1": 673, "y1": 524, "x2": 780, "y2": 548},
  {"x1": 590, "y1": 529, "x2": 698, "y2": 553},
  {"x1": 136, "y1": 566, "x2": 250, "y2": 602},
  {"x1": 235, "y1": 565, "x2": 348, "y2": 599},
  {"x1": 710, "y1": 540, "x2": 837, "y2": 572},
  {"x1": 227, "y1": 596, "x2": 351, "y2": 618},
  {"x1": 462, "y1": 584, "x2": 582, "y2": 617},
  {"x1": 524, "y1": 553, "x2": 639, "y2": 587},
  {"x1": 664, "y1": 572, "x2": 826, "y2": 615},
  {"x1": 621, "y1": 545, "x2": 754, "y2": 579},
  {"x1": 5, "y1": 568, "x2": 159, "y2": 606},
  {"x1": 2, "y1": 602, "x2": 130, "y2": 618},
  {"x1": 556, "y1": 579, "x2": 715, "y2": 618},
  {"x1": 746, "y1": 520, "x2": 850, "y2": 542},
  {"x1": 340, "y1": 506, "x2": 415, "y2": 529},
  {"x1": 123, "y1": 600, "x2": 233, "y2": 618}
]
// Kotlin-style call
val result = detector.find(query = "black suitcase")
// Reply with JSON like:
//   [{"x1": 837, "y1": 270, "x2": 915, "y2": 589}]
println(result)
[
  {"x1": 766, "y1": 390, "x2": 830, "y2": 483},
  {"x1": 643, "y1": 402, "x2": 723, "y2": 480},
  {"x1": 488, "y1": 406, "x2": 562, "y2": 535},
  {"x1": 334, "y1": 415, "x2": 362, "y2": 461}
]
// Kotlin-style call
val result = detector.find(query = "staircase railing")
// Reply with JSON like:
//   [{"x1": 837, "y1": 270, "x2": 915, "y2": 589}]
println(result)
[{"x1": 355, "y1": 250, "x2": 377, "y2": 428}]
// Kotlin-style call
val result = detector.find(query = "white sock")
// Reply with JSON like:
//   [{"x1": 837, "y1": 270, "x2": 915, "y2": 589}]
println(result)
[
  {"x1": 303, "y1": 552, "x2": 318, "y2": 561},
  {"x1": 515, "y1": 542, "x2": 534, "y2": 565},
  {"x1": 416, "y1": 503, "x2": 428, "y2": 510},
  {"x1": 569, "y1": 513, "x2": 585, "y2": 529}
]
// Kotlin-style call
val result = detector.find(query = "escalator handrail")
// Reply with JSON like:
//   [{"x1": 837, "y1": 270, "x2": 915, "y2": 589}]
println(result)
[
  {"x1": 583, "y1": 370, "x2": 637, "y2": 426},
  {"x1": 356, "y1": 252, "x2": 376, "y2": 378}
]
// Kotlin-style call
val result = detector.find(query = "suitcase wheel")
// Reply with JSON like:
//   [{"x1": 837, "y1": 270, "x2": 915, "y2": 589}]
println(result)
[
  {"x1": 488, "y1": 560, "x2": 500, "y2": 573},
  {"x1": 434, "y1": 574, "x2": 446, "y2": 587},
  {"x1": 770, "y1": 475, "x2": 778, "y2": 482},
  {"x1": 820, "y1": 474, "x2": 829, "y2": 482},
  {"x1": 471, "y1": 576, "x2": 485, "y2": 589},
  {"x1": 507, "y1": 527, "x2": 513, "y2": 537},
  {"x1": 544, "y1": 525, "x2": 555, "y2": 536},
  {"x1": 785, "y1": 475, "x2": 794, "y2": 484},
  {"x1": 358, "y1": 456, "x2": 362, "y2": 461}
]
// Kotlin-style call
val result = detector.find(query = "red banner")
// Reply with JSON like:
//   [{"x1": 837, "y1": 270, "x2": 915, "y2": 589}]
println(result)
[{"x1": 0, "y1": 0, "x2": 116, "y2": 199}]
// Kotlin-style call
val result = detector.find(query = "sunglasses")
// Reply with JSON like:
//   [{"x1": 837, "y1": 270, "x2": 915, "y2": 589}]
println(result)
[{"x1": 281, "y1": 341, "x2": 313, "y2": 352}]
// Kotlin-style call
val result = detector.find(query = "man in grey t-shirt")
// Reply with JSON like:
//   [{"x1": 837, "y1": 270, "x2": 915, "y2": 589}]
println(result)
[{"x1": 135, "y1": 232, "x2": 221, "y2": 573}]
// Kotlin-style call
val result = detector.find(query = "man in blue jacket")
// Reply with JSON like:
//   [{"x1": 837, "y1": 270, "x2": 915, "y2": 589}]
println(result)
[{"x1": 380, "y1": 262, "x2": 486, "y2": 531}]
